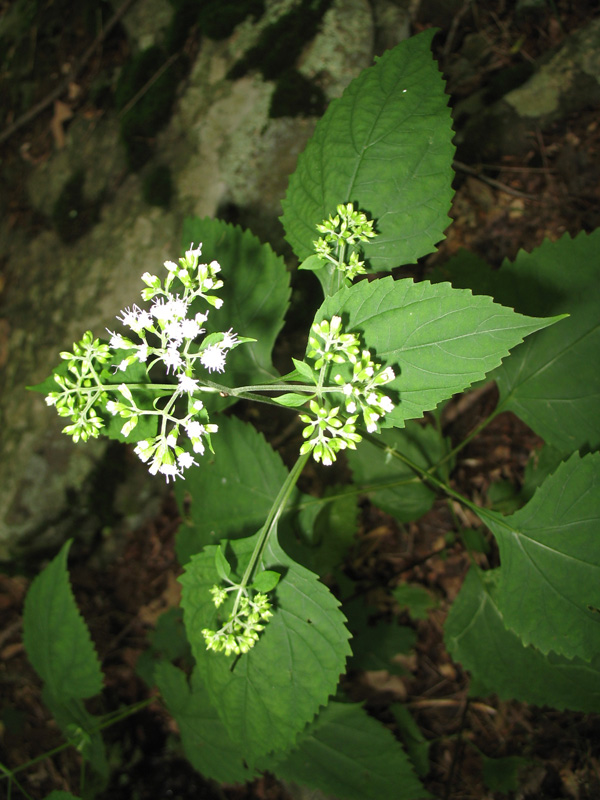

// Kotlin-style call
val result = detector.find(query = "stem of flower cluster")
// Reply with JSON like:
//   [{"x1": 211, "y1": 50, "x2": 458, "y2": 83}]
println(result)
[{"x1": 230, "y1": 451, "x2": 310, "y2": 618}]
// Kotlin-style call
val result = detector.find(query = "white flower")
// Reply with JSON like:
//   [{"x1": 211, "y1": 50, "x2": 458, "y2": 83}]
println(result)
[
  {"x1": 162, "y1": 346, "x2": 183, "y2": 373},
  {"x1": 186, "y1": 420, "x2": 205, "y2": 439},
  {"x1": 379, "y1": 395, "x2": 394, "y2": 413},
  {"x1": 191, "y1": 438, "x2": 205, "y2": 455},
  {"x1": 159, "y1": 463, "x2": 181, "y2": 482},
  {"x1": 178, "y1": 374, "x2": 199, "y2": 394},
  {"x1": 107, "y1": 330, "x2": 129, "y2": 350},
  {"x1": 164, "y1": 320, "x2": 185, "y2": 344},
  {"x1": 192, "y1": 399, "x2": 204, "y2": 412},
  {"x1": 213, "y1": 297, "x2": 224, "y2": 309},
  {"x1": 166, "y1": 433, "x2": 177, "y2": 448},
  {"x1": 136, "y1": 344, "x2": 149, "y2": 363},
  {"x1": 164, "y1": 260, "x2": 178, "y2": 272},
  {"x1": 106, "y1": 400, "x2": 118, "y2": 415},
  {"x1": 151, "y1": 297, "x2": 188, "y2": 322},
  {"x1": 177, "y1": 451, "x2": 197, "y2": 470},
  {"x1": 117, "y1": 359, "x2": 129, "y2": 372},
  {"x1": 221, "y1": 328, "x2": 238, "y2": 349},
  {"x1": 200, "y1": 344, "x2": 226, "y2": 373},
  {"x1": 179, "y1": 318, "x2": 202, "y2": 340}
]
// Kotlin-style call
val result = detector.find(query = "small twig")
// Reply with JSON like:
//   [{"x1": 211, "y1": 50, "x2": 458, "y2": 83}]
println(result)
[
  {"x1": 118, "y1": 52, "x2": 180, "y2": 118},
  {"x1": 443, "y1": 0, "x2": 473, "y2": 60},
  {"x1": 453, "y1": 160, "x2": 538, "y2": 199},
  {"x1": 0, "y1": 0, "x2": 139, "y2": 146}
]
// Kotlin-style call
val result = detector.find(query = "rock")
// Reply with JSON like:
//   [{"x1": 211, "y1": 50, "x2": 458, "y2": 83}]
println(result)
[
  {"x1": 1, "y1": 0, "x2": 401, "y2": 561},
  {"x1": 456, "y1": 17, "x2": 600, "y2": 162}
]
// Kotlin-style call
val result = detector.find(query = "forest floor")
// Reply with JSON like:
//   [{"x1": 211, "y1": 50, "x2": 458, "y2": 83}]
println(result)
[{"x1": 1, "y1": 1, "x2": 600, "y2": 799}]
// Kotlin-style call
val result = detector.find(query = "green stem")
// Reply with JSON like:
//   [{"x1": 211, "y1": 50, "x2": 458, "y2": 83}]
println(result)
[
  {"x1": 231, "y1": 452, "x2": 310, "y2": 617},
  {"x1": 361, "y1": 430, "x2": 484, "y2": 518}
]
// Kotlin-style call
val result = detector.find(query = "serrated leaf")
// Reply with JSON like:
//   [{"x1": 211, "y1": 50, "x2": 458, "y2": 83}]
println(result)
[
  {"x1": 43, "y1": 691, "x2": 108, "y2": 788},
  {"x1": 179, "y1": 529, "x2": 351, "y2": 761},
  {"x1": 347, "y1": 423, "x2": 444, "y2": 522},
  {"x1": 181, "y1": 217, "x2": 290, "y2": 391},
  {"x1": 23, "y1": 540, "x2": 103, "y2": 702},
  {"x1": 174, "y1": 416, "x2": 290, "y2": 563},
  {"x1": 314, "y1": 277, "x2": 562, "y2": 428},
  {"x1": 156, "y1": 662, "x2": 254, "y2": 784},
  {"x1": 433, "y1": 231, "x2": 600, "y2": 455},
  {"x1": 476, "y1": 452, "x2": 600, "y2": 661},
  {"x1": 269, "y1": 701, "x2": 431, "y2": 800},
  {"x1": 445, "y1": 567, "x2": 600, "y2": 712},
  {"x1": 391, "y1": 704, "x2": 431, "y2": 779},
  {"x1": 281, "y1": 30, "x2": 455, "y2": 271}
]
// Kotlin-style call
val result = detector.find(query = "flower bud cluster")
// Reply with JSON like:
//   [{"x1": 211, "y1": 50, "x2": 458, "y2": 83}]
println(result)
[
  {"x1": 45, "y1": 331, "x2": 112, "y2": 443},
  {"x1": 300, "y1": 316, "x2": 395, "y2": 464},
  {"x1": 314, "y1": 203, "x2": 376, "y2": 280},
  {"x1": 45, "y1": 243, "x2": 248, "y2": 481},
  {"x1": 202, "y1": 588, "x2": 273, "y2": 657}
]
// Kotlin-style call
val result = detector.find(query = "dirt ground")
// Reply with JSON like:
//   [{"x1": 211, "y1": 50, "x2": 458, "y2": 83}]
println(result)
[{"x1": 1, "y1": 2, "x2": 600, "y2": 799}]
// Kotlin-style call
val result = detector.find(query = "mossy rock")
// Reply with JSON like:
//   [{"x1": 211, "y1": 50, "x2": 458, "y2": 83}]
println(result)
[
  {"x1": 116, "y1": 45, "x2": 182, "y2": 171},
  {"x1": 269, "y1": 68, "x2": 326, "y2": 118},
  {"x1": 142, "y1": 164, "x2": 173, "y2": 208},
  {"x1": 228, "y1": 0, "x2": 331, "y2": 81},
  {"x1": 197, "y1": 0, "x2": 265, "y2": 41},
  {"x1": 51, "y1": 171, "x2": 100, "y2": 243}
]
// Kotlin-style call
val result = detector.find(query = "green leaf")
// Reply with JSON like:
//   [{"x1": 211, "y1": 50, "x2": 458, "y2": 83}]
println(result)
[
  {"x1": 272, "y1": 392, "x2": 312, "y2": 408},
  {"x1": 174, "y1": 416, "x2": 290, "y2": 563},
  {"x1": 477, "y1": 452, "x2": 600, "y2": 661},
  {"x1": 445, "y1": 567, "x2": 600, "y2": 712},
  {"x1": 135, "y1": 607, "x2": 191, "y2": 686},
  {"x1": 43, "y1": 691, "x2": 108, "y2": 788},
  {"x1": 314, "y1": 277, "x2": 563, "y2": 428},
  {"x1": 281, "y1": 30, "x2": 455, "y2": 271},
  {"x1": 291, "y1": 357, "x2": 315, "y2": 382},
  {"x1": 269, "y1": 701, "x2": 431, "y2": 800},
  {"x1": 347, "y1": 423, "x2": 444, "y2": 522},
  {"x1": 434, "y1": 231, "x2": 600, "y2": 455},
  {"x1": 214, "y1": 545, "x2": 232, "y2": 582},
  {"x1": 23, "y1": 540, "x2": 103, "y2": 702},
  {"x1": 156, "y1": 662, "x2": 254, "y2": 784},
  {"x1": 481, "y1": 754, "x2": 530, "y2": 794},
  {"x1": 251, "y1": 569, "x2": 281, "y2": 592},
  {"x1": 390, "y1": 704, "x2": 431, "y2": 779},
  {"x1": 393, "y1": 583, "x2": 438, "y2": 621},
  {"x1": 179, "y1": 529, "x2": 352, "y2": 761},
  {"x1": 279, "y1": 486, "x2": 359, "y2": 579},
  {"x1": 181, "y1": 217, "x2": 290, "y2": 389}
]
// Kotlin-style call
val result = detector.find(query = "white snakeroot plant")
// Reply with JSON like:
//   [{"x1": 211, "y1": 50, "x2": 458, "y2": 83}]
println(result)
[{"x1": 23, "y1": 32, "x2": 593, "y2": 800}]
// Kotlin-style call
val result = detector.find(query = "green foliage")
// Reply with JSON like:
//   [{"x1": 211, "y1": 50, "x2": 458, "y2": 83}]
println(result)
[
  {"x1": 19, "y1": 30, "x2": 600, "y2": 800},
  {"x1": 181, "y1": 217, "x2": 291, "y2": 390},
  {"x1": 180, "y1": 529, "x2": 352, "y2": 761},
  {"x1": 23, "y1": 540, "x2": 103, "y2": 701},
  {"x1": 476, "y1": 452, "x2": 600, "y2": 661},
  {"x1": 445, "y1": 569, "x2": 600, "y2": 712},
  {"x1": 281, "y1": 30, "x2": 455, "y2": 271},
  {"x1": 314, "y1": 276, "x2": 564, "y2": 427},
  {"x1": 267, "y1": 701, "x2": 431, "y2": 800}
]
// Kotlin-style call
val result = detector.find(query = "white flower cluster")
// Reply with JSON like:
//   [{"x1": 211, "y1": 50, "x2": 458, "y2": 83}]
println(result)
[
  {"x1": 300, "y1": 316, "x2": 395, "y2": 465},
  {"x1": 46, "y1": 244, "x2": 249, "y2": 482}
]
